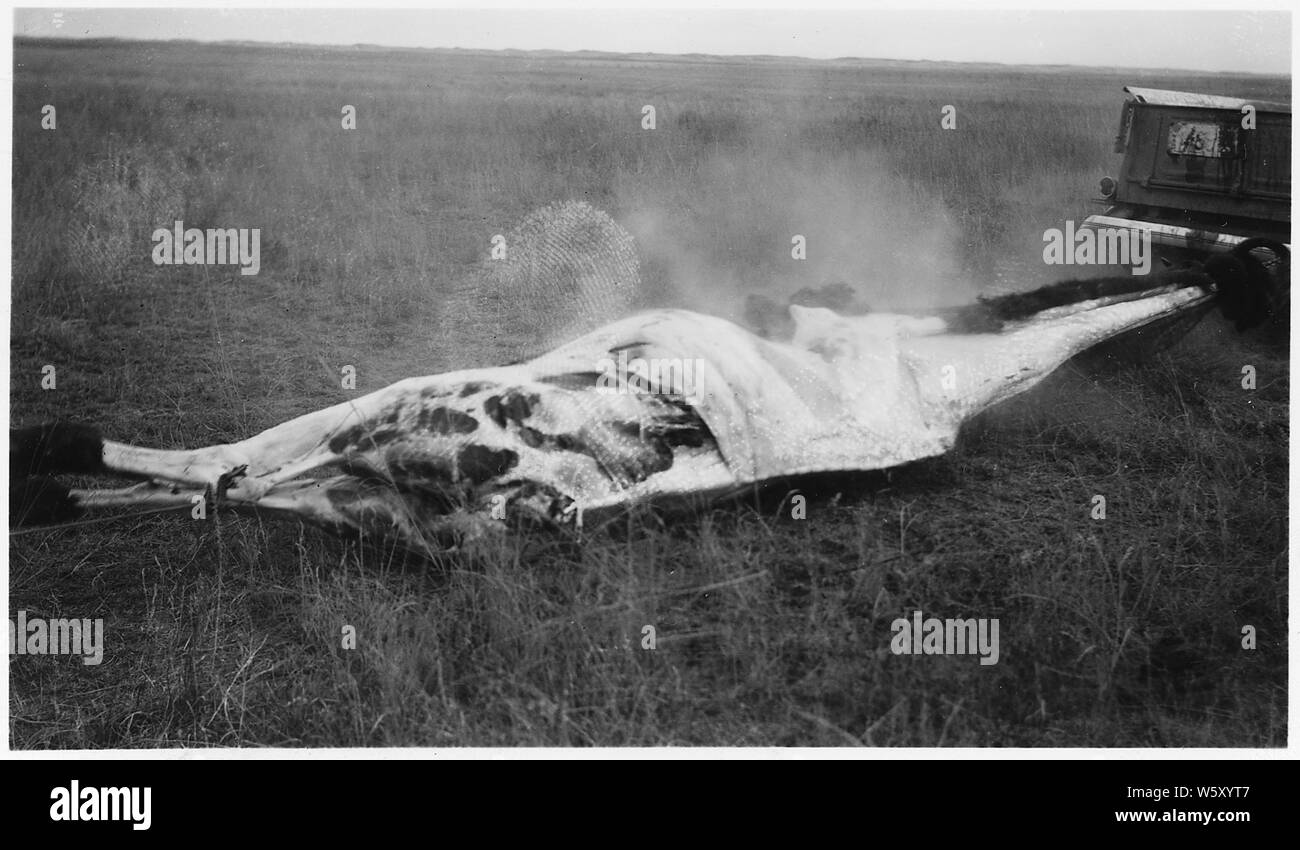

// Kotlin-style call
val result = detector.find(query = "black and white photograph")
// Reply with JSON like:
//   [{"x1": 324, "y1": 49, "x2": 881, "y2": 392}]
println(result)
[{"x1": 6, "y1": 3, "x2": 1290, "y2": 755}]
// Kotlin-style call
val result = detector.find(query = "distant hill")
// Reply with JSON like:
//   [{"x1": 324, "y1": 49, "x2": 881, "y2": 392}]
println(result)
[{"x1": 13, "y1": 35, "x2": 1292, "y2": 80}]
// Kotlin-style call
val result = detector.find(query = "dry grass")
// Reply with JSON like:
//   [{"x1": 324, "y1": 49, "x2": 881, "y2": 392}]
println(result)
[{"x1": 9, "y1": 38, "x2": 1288, "y2": 747}]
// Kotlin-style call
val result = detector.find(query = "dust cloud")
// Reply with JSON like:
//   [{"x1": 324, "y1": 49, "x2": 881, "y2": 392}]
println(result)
[{"x1": 617, "y1": 146, "x2": 981, "y2": 327}]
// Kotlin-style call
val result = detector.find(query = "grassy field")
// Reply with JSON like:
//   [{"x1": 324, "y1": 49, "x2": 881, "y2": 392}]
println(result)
[{"x1": 9, "y1": 37, "x2": 1288, "y2": 747}]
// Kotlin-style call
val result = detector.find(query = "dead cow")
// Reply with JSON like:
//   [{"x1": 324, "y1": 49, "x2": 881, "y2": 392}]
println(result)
[{"x1": 10, "y1": 240, "x2": 1281, "y2": 552}]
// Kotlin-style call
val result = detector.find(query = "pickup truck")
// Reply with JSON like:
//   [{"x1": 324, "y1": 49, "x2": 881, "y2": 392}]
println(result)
[
  {"x1": 1082, "y1": 86, "x2": 1289, "y2": 343},
  {"x1": 1083, "y1": 86, "x2": 1289, "y2": 263}
]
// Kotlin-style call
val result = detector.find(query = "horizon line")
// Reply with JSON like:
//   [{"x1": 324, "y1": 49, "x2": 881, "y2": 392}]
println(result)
[{"x1": 14, "y1": 34, "x2": 1292, "y2": 80}]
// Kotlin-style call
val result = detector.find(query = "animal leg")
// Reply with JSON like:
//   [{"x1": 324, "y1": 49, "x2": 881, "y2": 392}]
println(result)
[
  {"x1": 70, "y1": 482, "x2": 204, "y2": 511},
  {"x1": 14, "y1": 382, "x2": 420, "y2": 492}
]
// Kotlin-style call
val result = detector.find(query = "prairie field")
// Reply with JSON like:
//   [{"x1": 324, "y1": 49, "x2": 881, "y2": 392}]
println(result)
[{"x1": 8, "y1": 37, "x2": 1289, "y2": 747}]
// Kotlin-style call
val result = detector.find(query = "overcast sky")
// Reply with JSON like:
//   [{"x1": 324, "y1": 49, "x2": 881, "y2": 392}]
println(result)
[{"x1": 12, "y1": 6, "x2": 1293, "y2": 75}]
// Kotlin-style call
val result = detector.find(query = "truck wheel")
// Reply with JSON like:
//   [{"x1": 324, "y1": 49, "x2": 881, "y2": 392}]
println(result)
[{"x1": 1205, "y1": 238, "x2": 1289, "y2": 335}]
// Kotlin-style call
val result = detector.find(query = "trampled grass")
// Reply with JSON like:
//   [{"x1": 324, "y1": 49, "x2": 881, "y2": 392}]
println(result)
[{"x1": 9, "y1": 38, "x2": 1288, "y2": 746}]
